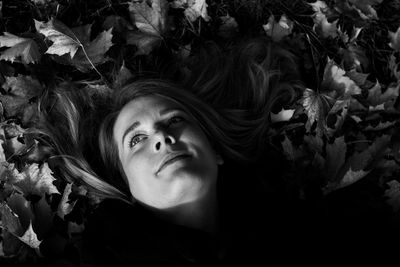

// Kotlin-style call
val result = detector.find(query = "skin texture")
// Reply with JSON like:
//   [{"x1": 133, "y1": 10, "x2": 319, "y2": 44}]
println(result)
[{"x1": 113, "y1": 95, "x2": 224, "y2": 211}]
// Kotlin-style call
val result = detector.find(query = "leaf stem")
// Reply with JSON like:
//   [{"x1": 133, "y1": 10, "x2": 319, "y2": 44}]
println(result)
[{"x1": 79, "y1": 44, "x2": 111, "y2": 87}]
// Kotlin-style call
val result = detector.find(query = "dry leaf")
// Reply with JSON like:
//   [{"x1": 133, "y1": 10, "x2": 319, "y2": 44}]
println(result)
[
  {"x1": 129, "y1": 0, "x2": 169, "y2": 35},
  {"x1": 367, "y1": 81, "x2": 399, "y2": 110},
  {"x1": 57, "y1": 183, "x2": 75, "y2": 220},
  {"x1": 217, "y1": 14, "x2": 238, "y2": 39},
  {"x1": 349, "y1": 0, "x2": 383, "y2": 19},
  {"x1": 11, "y1": 162, "x2": 60, "y2": 198},
  {"x1": 0, "y1": 75, "x2": 42, "y2": 119},
  {"x1": 271, "y1": 108, "x2": 295, "y2": 122},
  {"x1": 321, "y1": 59, "x2": 362, "y2": 99},
  {"x1": 263, "y1": 15, "x2": 293, "y2": 42},
  {"x1": 17, "y1": 221, "x2": 41, "y2": 250},
  {"x1": 0, "y1": 202, "x2": 23, "y2": 235},
  {"x1": 35, "y1": 19, "x2": 81, "y2": 58},
  {"x1": 309, "y1": 1, "x2": 338, "y2": 38},
  {"x1": 0, "y1": 32, "x2": 41, "y2": 64},
  {"x1": 385, "y1": 180, "x2": 400, "y2": 212},
  {"x1": 171, "y1": 0, "x2": 211, "y2": 22}
]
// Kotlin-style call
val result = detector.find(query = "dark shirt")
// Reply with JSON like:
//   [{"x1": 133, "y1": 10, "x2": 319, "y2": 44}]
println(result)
[{"x1": 82, "y1": 161, "x2": 400, "y2": 266}]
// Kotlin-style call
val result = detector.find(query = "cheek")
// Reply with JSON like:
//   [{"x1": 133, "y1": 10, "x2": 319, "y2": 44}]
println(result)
[{"x1": 123, "y1": 154, "x2": 154, "y2": 192}]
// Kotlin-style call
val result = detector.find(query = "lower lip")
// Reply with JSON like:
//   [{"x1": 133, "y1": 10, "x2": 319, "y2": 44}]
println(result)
[{"x1": 160, "y1": 156, "x2": 191, "y2": 172}]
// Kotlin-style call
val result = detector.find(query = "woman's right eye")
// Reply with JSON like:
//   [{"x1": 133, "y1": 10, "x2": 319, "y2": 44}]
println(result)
[{"x1": 129, "y1": 134, "x2": 147, "y2": 148}]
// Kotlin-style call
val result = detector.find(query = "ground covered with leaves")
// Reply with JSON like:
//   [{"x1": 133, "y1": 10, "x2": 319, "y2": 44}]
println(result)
[{"x1": 1, "y1": 0, "x2": 400, "y2": 265}]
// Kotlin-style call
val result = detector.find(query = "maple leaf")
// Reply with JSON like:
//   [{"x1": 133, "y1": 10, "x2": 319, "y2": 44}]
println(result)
[
  {"x1": 17, "y1": 221, "x2": 41, "y2": 251},
  {"x1": 126, "y1": 31, "x2": 162, "y2": 56},
  {"x1": 325, "y1": 136, "x2": 347, "y2": 182},
  {"x1": 0, "y1": 122, "x2": 27, "y2": 159},
  {"x1": 0, "y1": 75, "x2": 42, "y2": 122},
  {"x1": 69, "y1": 28, "x2": 113, "y2": 71},
  {"x1": 57, "y1": 183, "x2": 76, "y2": 220},
  {"x1": 271, "y1": 107, "x2": 295, "y2": 122},
  {"x1": 309, "y1": 1, "x2": 338, "y2": 39},
  {"x1": 346, "y1": 69, "x2": 369, "y2": 86},
  {"x1": 171, "y1": 0, "x2": 211, "y2": 22},
  {"x1": 113, "y1": 61, "x2": 134, "y2": 88},
  {"x1": 0, "y1": 32, "x2": 41, "y2": 64},
  {"x1": 35, "y1": 19, "x2": 81, "y2": 58},
  {"x1": 385, "y1": 180, "x2": 400, "y2": 212},
  {"x1": 11, "y1": 163, "x2": 60, "y2": 198},
  {"x1": 339, "y1": 44, "x2": 368, "y2": 71},
  {"x1": 349, "y1": 0, "x2": 383, "y2": 20},
  {"x1": 129, "y1": 0, "x2": 168, "y2": 35},
  {"x1": 217, "y1": 14, "x2": 239, "y2": 39},
  {"x1": 263, "y1": 15, "x2": 293, "y2": 42},
  {"x1": 367, "y1": 81, "x2": 399, "y2": 110},
  {"x1": 0, "y1": 202, "x2": 23, "y2": 235},
  {"x1": 301, "y1": 88, "x2": 334, "y2": 133},
  {"x1": 36, "y1": 19, "x2": 113, "y2": 71},
  {"x1": 127, "y1": 0, "x2": 168, "y2": 56},
  {"x1": 324, "y1": 135, "x2": 391, "y2": 193},
  {"x1": 326, "y1": 99, "x2": 350, "y2": 137},
  {"x1": 389, "y1": 26, "x2": 400, "y2": 51},
  {"x1": 320, "y1": 59, "x2": 362, "y2": 99}
]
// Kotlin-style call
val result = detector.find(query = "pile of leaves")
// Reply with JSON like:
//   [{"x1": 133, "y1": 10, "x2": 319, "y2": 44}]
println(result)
[{"x1": 1, "y1": 0, "x2": 400, "y2": 265}]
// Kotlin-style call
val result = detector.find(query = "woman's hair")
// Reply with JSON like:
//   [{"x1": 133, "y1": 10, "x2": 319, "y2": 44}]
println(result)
[{"x1": 38, "y1": 37, "x2": 303, "y2": 200}]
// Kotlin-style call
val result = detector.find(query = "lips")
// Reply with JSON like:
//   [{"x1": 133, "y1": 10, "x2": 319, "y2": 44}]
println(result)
[{"x1": 157, "y1": 152, "x2": 192, "y2": 174}]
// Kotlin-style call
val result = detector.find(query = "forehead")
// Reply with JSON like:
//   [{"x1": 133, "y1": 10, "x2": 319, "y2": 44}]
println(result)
[{"x1": 113, "y1": 95, "x2": 182, "y2": 140}]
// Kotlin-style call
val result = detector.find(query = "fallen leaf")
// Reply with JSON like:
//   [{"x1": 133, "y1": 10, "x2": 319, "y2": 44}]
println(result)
[
  {"x1": 326, "y1": 99, "x2": 350, "y2": 136},
  {"x1": 325, "y1": 136, "x2": 347, "y2": 182},
  {"x1": 103, "y1": 15, "x2": 134, "y2": 32},
  {"x1": 346, "y1": 69, "x2": 369, "y2": 86},
  {"x1": 301, "y1": 88, "x2": 334, "y2": 133},
  {"x1": 263, "y1": 15, "x2": 293, "y2": 42},
  {"x1": 0, "y1": 32, "x2": 41, "y2": 64},
  {"x1": 35, "y1": 19, "x2": 113, "y2": 71},
  {"x1": 339, "y1": 44, "x2": 368, "y2": 71},
  {"x1": 349, "y1": 0, "x2": 383, "y2": 19},
  {"x1": 129, "y1": 0, "x2": 169, "y2": 35},
  {"x1": 0, "y1": 202, "x2": 23, "y2": 235},
  {"x1": 11, "y1": 162, "x2": 60, "y2": 198},
  {"x1": 309, "y1": 1, "x2": 338, "y2": 38},
  {"x1": 17, "y1": 221, "x2": 41, "y2": 250},
  {"x1": 0, "y1": 75, "x2": 42, "y2": 120},
  {"x1": 113, "y1": 61, "x2": 134, "y2": 88},
  {"x1": 367, "y1": 81, "x2": 399, "y2": 110},
  {"x1": 389, "y1": 27, "x2": 400, "y2": 51},
  {"x1": 126, "y1": 31, "x2": 162, "y2": 56},
  {"x1": 57, "y1": 183, "x2": 75, "y2": 220},
  {"x1": 217, "y1": 14, "x2": 238, "y2": 39},
  {"x1": 172, "y1": 0, "x2": 211, "y2": 22},
  {"x1": 35, "y1": 19, "x2": 81, "y2": 58},
  {"x1": 321, "y1": 59, "x2": 362, "y2": 99},
  {"x1": 271, "y1": 107, "x2": 295, "y2": 122},
  {"x1": 69, "y1": 28, "x2": 113, "y2": 71},
  {"x1": 127, "y1": 0, "x2": 169, "y2": 55},
  {"x1": 385, "y1": 180, "x2": 400, "y2": 212}
]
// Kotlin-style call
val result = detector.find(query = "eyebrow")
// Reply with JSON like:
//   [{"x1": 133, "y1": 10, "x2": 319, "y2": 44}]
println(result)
[
  {"x1": 121, "y1": 107, "x2": 185, "y2": 144},
  {"x1": 122, "y1": 121, "x2": 140, "y2": 145}
]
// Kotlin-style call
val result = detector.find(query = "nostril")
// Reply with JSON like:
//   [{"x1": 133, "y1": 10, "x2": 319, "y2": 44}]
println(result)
[{"x1": 155, "y1": 142, "x2": 161, "y2": 150}]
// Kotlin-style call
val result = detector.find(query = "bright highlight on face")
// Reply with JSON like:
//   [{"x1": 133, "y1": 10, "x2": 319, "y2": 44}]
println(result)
[{"x1": 113, "y1": 95, "x2": 223, "y2": 209}]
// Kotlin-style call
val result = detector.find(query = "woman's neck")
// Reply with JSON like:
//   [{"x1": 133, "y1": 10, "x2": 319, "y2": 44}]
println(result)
[{"x1": 146, "y1": 187, "x2": 219, "y2": 234}]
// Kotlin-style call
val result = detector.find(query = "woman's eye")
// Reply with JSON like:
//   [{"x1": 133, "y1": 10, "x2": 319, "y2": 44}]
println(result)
[
  {"x1": 168, "y1": 116, "x2": 184, "y2": 126},
  {"x1": 129, "y1": 134, "x2": 146, "y2": 148}
]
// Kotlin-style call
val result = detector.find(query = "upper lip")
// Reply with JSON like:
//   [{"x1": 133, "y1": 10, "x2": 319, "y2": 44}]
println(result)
[{"x1": 156, "y1": 152, "x2": 192, "y2": 174}]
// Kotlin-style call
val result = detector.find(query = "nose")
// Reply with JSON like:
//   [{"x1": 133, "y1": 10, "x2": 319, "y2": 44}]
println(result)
[{"x1": 153, "y1": 130, "x2": 176, "y2": 152}]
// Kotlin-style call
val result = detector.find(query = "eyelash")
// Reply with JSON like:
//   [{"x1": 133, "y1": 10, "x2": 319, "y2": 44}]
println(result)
[{"x1": 128, "y1": 115, "x2": 185, "y2": 148}]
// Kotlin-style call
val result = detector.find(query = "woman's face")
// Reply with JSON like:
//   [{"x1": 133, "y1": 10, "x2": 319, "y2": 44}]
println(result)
[{"x1": 113, "y1": 95, "x2": 223, "y2": 209}]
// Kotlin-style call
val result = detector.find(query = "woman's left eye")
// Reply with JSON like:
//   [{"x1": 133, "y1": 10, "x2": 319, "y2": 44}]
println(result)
[{"x1": 168, "y1": 116, "x2": 184, "y2": 126}]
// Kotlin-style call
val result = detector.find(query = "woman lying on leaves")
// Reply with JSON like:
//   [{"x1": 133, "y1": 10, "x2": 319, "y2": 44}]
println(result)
[{"x1": 39, "y1": 37, "x2": 398, "y2": 267}]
